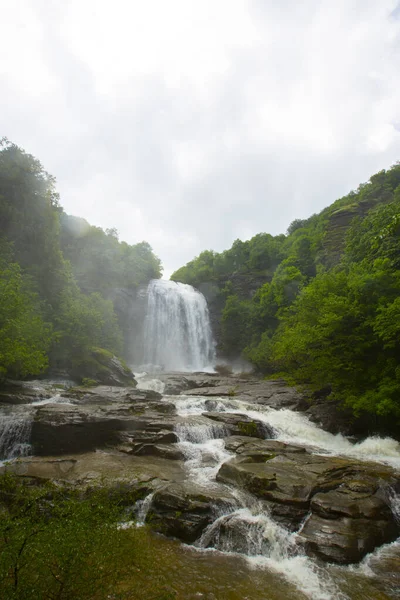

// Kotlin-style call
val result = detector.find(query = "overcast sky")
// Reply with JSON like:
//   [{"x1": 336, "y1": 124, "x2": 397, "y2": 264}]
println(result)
[{"x1": 2, "y1": 1, "x2": 400, "y2": 278}]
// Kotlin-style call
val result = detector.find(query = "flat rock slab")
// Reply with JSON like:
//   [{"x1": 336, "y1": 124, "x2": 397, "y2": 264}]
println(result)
[
  {"x1": 224, "y1": 436, "x2": 307, "y2": 456},
  {"x1": 203, "y1": 412, "x2": 275, "y2": 439},
  {"x1": 31, "y1": 385, "x2": 179, "y2": 455},
  {"x1": 183, "y1": 379, "x2": 304, "y2": 410},
  {"x1": 1, "y1": 450, "x2": 186, "y2": 489}
]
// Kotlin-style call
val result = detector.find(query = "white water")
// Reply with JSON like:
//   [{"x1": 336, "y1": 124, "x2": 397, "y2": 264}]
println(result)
[
  {"x1": 135, "y1": 372, "x2": 166, "y2": 394},
  {"x1": 135, "y1": 491, "x2": 156, "y2": 526},
  {"x1": 174, "y1": 394, "x2": 400, "y2": 469},
  {"x1": 142, "y1": 279, "x2": 215, "y2": 372},
  {"x1": 242, "y1": 406, "x2": 400, "y2": 468},
  {"x1": 31, "y1": 393, "x2": 73, "y2": 406},
  {"x1": 0, "y1": 412, "x2": 32, "y2": 461},
  {"x1": 0, "y1": 393, "x2": 72, "y2": 464},
  {"x1": 170, "y1": 392, "x2": 351, "y2": 600}
]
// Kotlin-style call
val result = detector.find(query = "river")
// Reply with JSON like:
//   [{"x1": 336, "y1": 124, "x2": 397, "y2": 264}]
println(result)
[{"x1": 135, "y1": 373, "x2": 400, "y2": 600}]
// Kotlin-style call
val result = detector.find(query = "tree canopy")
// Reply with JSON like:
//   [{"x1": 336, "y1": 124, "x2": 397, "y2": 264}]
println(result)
[
  {"x1": 0, "y1": 139, "x2": 161, "y2": 381},
  {"x1": 172, "y1": 162, "x2": 400, "y2": 426}
]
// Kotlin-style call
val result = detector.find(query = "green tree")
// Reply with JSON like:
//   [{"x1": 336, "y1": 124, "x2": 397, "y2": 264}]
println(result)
[{"x1": 0, "y1": 253, "x2": 52, "y2": 380}]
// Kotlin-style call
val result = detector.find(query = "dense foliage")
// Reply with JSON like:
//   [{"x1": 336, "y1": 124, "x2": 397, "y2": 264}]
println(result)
[
  {"x1": 0, "y1": 139, "x2": 161, "y2": 381},
  {"x1": 0, "y1": 474, "x2": 176, "y2": 600},
  {"x1": 172, "y1": 164, "x2": 400, "y2": 426}
]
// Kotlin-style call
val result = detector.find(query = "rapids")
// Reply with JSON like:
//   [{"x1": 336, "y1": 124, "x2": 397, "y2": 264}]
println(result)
[{"x1": 135, "y1": 377, "x2": 400, "y2": 600}]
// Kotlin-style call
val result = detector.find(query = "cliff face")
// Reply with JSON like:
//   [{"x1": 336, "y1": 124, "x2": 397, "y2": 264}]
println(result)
[
  {"x1": 321, "y1": 191, "x2": 394, "y2": 268},
  {"x1": 198, "y1": 272, "x2": 269, "y2": 353}
]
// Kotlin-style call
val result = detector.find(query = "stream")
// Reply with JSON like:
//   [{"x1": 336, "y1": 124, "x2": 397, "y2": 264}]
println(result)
[
  {"x1": 0, "y1": 374, "x2": 399, "y2": 599},
  {"x1": 135, "y1": 374, "x2": 400, "y2": 600}
]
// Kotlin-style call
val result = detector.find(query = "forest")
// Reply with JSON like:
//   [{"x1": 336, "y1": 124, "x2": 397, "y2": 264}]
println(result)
[
  {"x1": 172, "y1": 164, "x2": 400, "y2": 426},
  {"x1": 2, "y1": 136, "x2": 400, "y2": 426},
  {"x1": 0, "y1": 138, "x2": 161, "y2": 383}
]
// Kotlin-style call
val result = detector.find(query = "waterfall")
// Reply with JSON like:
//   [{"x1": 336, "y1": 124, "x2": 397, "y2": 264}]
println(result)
[
  {"x1": 0, "y1": 413, "x2": 32, "y2": 461},
  {"x1": 142, "y1": 279, "x2": 215, "y2": 372}
]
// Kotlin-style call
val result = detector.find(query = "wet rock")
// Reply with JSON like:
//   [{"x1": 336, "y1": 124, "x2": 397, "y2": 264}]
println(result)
[
  {"x1": 119, "y1": 430, "x2": 179, "y2": 446},
  {"x1": 185, "y1": 386, "x2": 241, "y2": 397},
  {"x1": 65, "y1": 385, "x2": 162, "y2": 405},
  {"x1": 299, "y1": 485, "x2": 399, "y2": 563},
  {"x1": 217, "y1": 454, "x2": 314, "y2": 529},
  {"x1": 148, "y1": 482, "x2": 236, "y2": 543},
  {"x1": 363, "y1": 542, "x2": 400, "y2": 596},
  {"x1": 184, "y1": 379, "x2": 305, "y2": 411},
  {"x1": 159, "y1": 373, "x2": 228, "y2": 395},
  {"x1": 304, "y1": 399, "x2": 360, "y2": 436},
  {"x1": 27, "y1": 380, "x2": 183, "y2": 456},
  {"x1": 0, "y1": 381, "x2": 56, "y2": 405},
  {"x1": 31, "y1": 403, "x2": 136, "y2": 455},
  {"x1": 204, "y1": 398, "x2": 238, "y2": 412},
  {"x1": 203, "y1": 413, "x2": 274, "y2": 439},
  {"x1": 310, "y1": 488, "x2": 391, "y2": 520},
  {"x1": 217, "y1": 451, "x2": 400, "y2": 561},
  {"x1": 124, "y1": 443, "x2": 184, "y2": 461},
  {"x1": 201, "y1": 512, "x2": 273, "y2": 555},
  {"x1": 71, "y1": 349, "x2": 137, "y2": 387},
  {"x1": 31, "y1": 397, "x2": 178, "y2": 455},
  {"x1": 300, "y1": 514, "x2": 397, "y2": 564},
  {"x1": 224, "y1": 436, "x2": 306, "y2": 456},
  {"x1": 2, "y1": 450, "x2": 187, "y2": 488}
]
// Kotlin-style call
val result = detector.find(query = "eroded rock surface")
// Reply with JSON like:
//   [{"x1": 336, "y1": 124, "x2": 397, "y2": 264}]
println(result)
[
  {"x1": 148, "y1": 482, "x2": 236, "y2": 542},
  {"x1": 203, "y1": 412, "x2": 275, "y2": 439},
  {"x1": 182, "y1": 378, "x2": 305, "y2": 410},
  {"x1": 2, "y1": 376, "x2": 399, "y2": 567},
  {"x1": 31, "y1": 386, "x2": 176, "y2": 455},
  {"x1": 217, "y1": 437, "x2": 400, "y2": 563}
]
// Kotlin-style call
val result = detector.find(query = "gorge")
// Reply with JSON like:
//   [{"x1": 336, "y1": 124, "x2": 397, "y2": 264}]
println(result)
[
  {"x1": 1, "y1": 277, "x2": 400, "y2": 600},
  {"x1": 1, "y1": 142, "x2": 400, "y2": 599}
]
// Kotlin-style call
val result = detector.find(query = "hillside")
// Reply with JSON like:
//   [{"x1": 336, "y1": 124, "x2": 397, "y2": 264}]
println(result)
[
  {"x1": 0, "y1": 139, "x2": 161, "y2": 383},
  {"x1": 172, "y1": 163, "x2": 400, "y2": 430}
]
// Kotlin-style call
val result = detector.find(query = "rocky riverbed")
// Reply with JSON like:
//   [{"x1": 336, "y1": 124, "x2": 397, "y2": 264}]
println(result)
[{"x1": 1, "y1": 373, "x2": 400, "y2": 599}]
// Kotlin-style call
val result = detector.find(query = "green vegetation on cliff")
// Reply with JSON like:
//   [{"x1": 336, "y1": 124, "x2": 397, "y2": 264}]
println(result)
[
  {"x1": 0, "y1": 139, "x2": 161, "y2": 381},
  {"x1": 172, "y1": 163, "x2": 400, "y2": 425}
]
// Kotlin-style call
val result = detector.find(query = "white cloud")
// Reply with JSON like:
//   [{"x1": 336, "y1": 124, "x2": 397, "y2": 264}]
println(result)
[{"x1": 1, "y1": 0, "x2": 400, "y2": 274}]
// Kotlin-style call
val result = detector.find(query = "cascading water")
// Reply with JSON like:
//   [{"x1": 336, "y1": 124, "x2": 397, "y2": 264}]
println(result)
[
  {"x1": 142, "y1": 279, "x2": 215, "y2": 372},
  {"x1": 170, "y1": 393, "x2": 349, "y2": 600},
  {"x1": 0, "y1": 411, "x2": 32, "y2": 461},
  {"x1": 131, "y1": 386, "x2": 400, "y2": 600}
]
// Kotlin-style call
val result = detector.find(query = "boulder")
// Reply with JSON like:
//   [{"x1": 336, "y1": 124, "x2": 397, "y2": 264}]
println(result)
[
  {"x1": 31, "y1": 386, "x2": 179, "y2": 455},
  {"x1": 160, "y1": 373, "x2": 230, "y2": 395},
  {"x1": 224, "y1": 436, "x2": 306, "y2": 456},
  {"x1": 203, "y1": 412, "x2": 275, "y2": 439},
  {"x1": 300, "y1": 486, "x2": 399, "y2": 563},
  {"x1": 121, "y1": 443, "x2": 184, "y2": 461},
  {"x1": 71, "y1": 348, "x2": 137, "y2": 387},
  {"x1": 31, "y1": 403, "x2": 137, "y2": 455},
  {"x1": 300, "y1": 514, "x2": 397, "y2": 564},
  {"x1": 147, "y1": 482, "x2": 236, "y2": 542},
  {"x1": 304, "y1": 398, "x2": 360, "y2": 436},
  {"x1": 216, "y1": 449, "x2": 400, "y2": 561}
]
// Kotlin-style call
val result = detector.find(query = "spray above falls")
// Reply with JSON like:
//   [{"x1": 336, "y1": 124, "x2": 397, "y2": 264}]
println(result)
[{"x1": 142, "y1": 279, "x2": 215, "y2": 372}]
